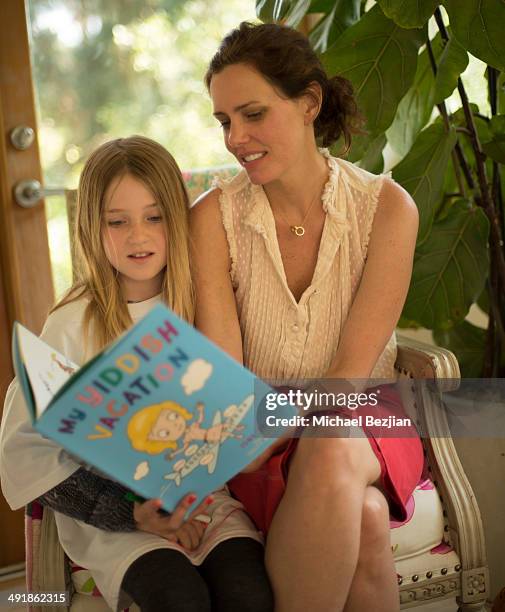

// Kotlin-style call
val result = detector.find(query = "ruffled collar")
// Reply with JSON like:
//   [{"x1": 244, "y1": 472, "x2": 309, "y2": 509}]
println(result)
[
  {"x1": 319, "y1": 148, "x2": 343, "y2": 218},
  {"x1": 243, "y1": 148, "x2": 344, "y2": 232},
  {"x1": 242, "y1": 149, "x2": 350, "y2": 306}
]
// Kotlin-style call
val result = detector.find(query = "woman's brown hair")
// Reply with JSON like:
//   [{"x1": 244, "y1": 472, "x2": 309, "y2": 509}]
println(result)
[{"x1": 205, "y1": 21, "x2": 363, "y2": 150}]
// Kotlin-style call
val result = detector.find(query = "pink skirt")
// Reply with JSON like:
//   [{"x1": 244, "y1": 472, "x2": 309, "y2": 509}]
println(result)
[{"x1": 229, "y1": 385, "x2": 424, "y2": 534}]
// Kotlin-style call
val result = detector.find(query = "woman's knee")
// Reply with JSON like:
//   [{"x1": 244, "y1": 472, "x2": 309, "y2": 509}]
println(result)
[
  {"x1": 358, "y1": 487, "x2": 392, "y2": 565},
  {"x1": 291, "y1": 436, "x2": 380, "y2": 490}
]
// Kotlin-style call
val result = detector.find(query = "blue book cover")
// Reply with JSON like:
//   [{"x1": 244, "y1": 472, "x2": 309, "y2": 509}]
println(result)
[{"x1": 12, "y1": 304, "x2": 293, "y2": 512}]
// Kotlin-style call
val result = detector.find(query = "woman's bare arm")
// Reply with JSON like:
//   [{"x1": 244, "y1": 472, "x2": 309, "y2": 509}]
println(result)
[
  {"x1": 326, "y1": 178, "x2": 419, "y2": 380},
  {"x1": 189, "y1": 189, "x2": 243, "y2": 363}
]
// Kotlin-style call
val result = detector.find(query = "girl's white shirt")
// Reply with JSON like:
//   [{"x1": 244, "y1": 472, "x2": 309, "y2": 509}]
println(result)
[{"x1": 0, "y1": 294, "x2": 261, "y2": 611}]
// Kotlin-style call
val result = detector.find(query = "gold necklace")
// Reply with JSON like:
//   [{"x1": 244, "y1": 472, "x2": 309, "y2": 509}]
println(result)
[{"x1": 275, "y1": 194, "x2": 321, "y2": 237}]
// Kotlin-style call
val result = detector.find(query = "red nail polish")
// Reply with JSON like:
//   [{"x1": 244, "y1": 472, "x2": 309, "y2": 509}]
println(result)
[{"x1": 187, "y1": 494, "x2": 197, "y2": 504}]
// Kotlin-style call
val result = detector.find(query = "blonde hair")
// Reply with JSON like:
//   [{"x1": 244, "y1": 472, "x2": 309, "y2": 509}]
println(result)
[
  {"x1": 53, "y1": 136, "x2": 194, "y2": 355},
  {"x1": 127, "y1": 401, "x2": 193, "y2": 454}
]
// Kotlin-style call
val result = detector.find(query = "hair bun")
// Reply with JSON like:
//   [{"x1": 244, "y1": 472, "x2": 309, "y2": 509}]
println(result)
[{"x1": 316, "y1": 76, "x2": 363, "y2": 150}]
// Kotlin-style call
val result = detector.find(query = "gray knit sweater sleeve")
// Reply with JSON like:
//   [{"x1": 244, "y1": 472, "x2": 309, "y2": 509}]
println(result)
[{"x1": 37, "y1": 468, "x2": 137, "y2": 532}]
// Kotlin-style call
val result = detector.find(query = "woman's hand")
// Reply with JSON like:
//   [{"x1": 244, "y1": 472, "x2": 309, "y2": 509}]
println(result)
[{"x1": 133, "y1": 493, "x2": 212, "y2": 543}]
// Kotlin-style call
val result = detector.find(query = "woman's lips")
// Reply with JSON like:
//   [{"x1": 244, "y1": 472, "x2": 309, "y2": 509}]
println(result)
[{"x1": 241, "y1": 151, "x2": 267, "y2": 167}]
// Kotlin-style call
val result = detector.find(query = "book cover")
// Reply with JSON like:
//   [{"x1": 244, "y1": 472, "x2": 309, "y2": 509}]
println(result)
[{"x1": 13, "y1": 304, "x2": 292, "y2": 511}]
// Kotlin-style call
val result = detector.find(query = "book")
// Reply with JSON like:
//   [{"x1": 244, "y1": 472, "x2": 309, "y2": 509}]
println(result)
[{"x1": 12, "y1": 303, "x2": 294, "y2": 512}]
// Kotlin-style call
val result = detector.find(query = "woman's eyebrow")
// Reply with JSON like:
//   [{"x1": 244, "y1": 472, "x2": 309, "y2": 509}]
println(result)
[{"x1": 213, "y1": 101, "x2": 261, "y2": 116}]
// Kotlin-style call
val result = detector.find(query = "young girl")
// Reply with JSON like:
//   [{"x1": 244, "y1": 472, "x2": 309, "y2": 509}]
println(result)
[
  {"x1": 0, "y1": 136, "x2": 273, "y2": 612},
  {"x1": 191, "y1": 22, "x2": 424, "y2": 612}
]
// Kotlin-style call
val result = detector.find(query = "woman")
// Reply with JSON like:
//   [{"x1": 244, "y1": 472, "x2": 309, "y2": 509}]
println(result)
[{"x1": 190, "y1": 22, "x2": 423, "y2": 612}]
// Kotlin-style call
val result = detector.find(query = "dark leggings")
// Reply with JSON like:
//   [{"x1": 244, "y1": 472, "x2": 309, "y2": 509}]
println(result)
[{"x1": 121, "y1": 537, "x2": 274, "y2": 612}]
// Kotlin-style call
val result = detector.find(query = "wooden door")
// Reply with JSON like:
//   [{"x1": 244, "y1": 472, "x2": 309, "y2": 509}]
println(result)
[{"x1": 0, "y1": 0, "x2": 54, "y2": 569}]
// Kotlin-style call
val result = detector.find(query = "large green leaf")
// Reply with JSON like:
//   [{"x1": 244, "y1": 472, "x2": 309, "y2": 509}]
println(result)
[
  {"x1": 444, "y1": 0, "x2": 505, "y2": 72},
  {"x1": 387, "y1": 36, "x2": 442, "y2": 157},
  {"x1": 321, "y1": 4, "x2": 424, "y2": 136},
  {"x1": 433, "y1": 321, "x2": 486, "y2": 377},
  {"x1": 256, "y1": 0, "x2": 289, "y2": 22},
  {"x1": 433, "y1": 35, "x2": 469, "y2": 104},
  {"x1": 498, "y1": 72, "x2": 505, "y2": 114},
  {"x1": 451, "y1": 106, "x2": 497, "y2": 187},
  {"x1": 283, "y1": 0, "x2": 312, "y2": 27},
  {"x1": 309, "y1": 0, "x2": 341, "y2": 10},
  {"x1": 356, "y1": 133, "x2": 386, "y2": 173},
  {"x1": 392, "y1": 122, "x2": 457, "y2": 243},
  {"x1": 339, "y1": 131, "x2": 374, "y2": 163},
  {"x1": 477, "y1": 286, "x2": 489, "y2": 315},
  {"x1": 377, "y1": 0, "x2": 439, "y2": 28},
  {"x1": 481, "y1": 114, "x2": 505, "y2": 164},
  {"x1": 309, "y1": 0, "x2": 361, "y2": 52},
  {"x1": 403, "y1": 200, "x2": 490, "y2": 329},
  {"x1": 388, "y1": 33, "x2": 468, "y2": 157}
]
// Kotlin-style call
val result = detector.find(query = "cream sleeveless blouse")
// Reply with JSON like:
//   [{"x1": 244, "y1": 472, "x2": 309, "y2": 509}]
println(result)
[{"x1": 215, "y1": 149, "x2": 397, "y2": 382}]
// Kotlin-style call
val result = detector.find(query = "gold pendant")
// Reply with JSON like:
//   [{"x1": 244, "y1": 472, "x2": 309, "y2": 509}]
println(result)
[{"x1": 291, "y1": 225, "x2": 305, "y2": 237}]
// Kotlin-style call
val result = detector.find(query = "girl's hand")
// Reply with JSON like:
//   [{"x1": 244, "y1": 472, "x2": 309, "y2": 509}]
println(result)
[
  {"x1": 133, "y1": 493, "x2": 212, "y2": 541},
  {"x1": 173, "y1": 518, "x2": 207, "y2": 550}
]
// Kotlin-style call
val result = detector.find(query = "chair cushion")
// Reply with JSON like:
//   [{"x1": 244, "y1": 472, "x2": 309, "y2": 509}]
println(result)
[
  {"x1": 391, "y1": 478, "x2": 461, "y2": 591},
  {"x1": 391, "y1": 477, "x2": 445, "y2": 561},
  {"x1": 69, "y1": 562, "x2": 103, "y2": 597}
]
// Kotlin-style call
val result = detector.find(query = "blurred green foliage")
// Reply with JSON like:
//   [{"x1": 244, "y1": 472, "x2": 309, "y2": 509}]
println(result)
[
  {"x1": 27, "y1": 0, "x2": 256, "y2": 296},
  {"x1": 28, "y1": 0, "x2": 256, "y2": 188}
]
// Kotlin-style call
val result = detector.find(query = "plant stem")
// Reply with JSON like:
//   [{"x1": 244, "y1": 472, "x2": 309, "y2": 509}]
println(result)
[
  {"x1": 488, "y1": 66, "x2": 505, "y2": 249},
  {"x1": 434, "y1": 7, "x2": 505, "y2": 307},
  {"x1": 425, "y1": 36, "x2": 470, "y2": 196},
  {"x1": 483, "y1": 290, "x2": 495, "y2": 377},
  {"x1": 488, "y1": 68, "x2": 505, "y2": 375}
]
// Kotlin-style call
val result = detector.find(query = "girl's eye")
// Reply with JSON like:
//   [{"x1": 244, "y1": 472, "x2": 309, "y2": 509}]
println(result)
[
  {"x1": 106, "y1": 219, "x2": 124, "y2": 227},
  {"x1": 147, "y1": 215, "x2": 162, "y2": 223},
  {"x1": 219, "y1": 120, "x2": 230, "y2": 129},
  {"x1": 167, "y1": 412, "x2": 177, "y2": 421}
]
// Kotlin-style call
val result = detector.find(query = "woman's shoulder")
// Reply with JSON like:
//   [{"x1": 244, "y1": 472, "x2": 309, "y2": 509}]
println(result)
[
  {"x1": 331, "y1": 155, "x2": 387, "y2": 193},
  {"x1": 191, "y1": 169, "x2": 249, "y2": 209},
  {"x1": 191, "y1": 168, "x2": 254, "y2": 240},
  {"x1": 211, "y1": 167, "x2": 249, "y2": 195}
]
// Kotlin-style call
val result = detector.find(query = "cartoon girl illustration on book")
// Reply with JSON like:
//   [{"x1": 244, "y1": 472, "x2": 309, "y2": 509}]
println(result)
[{"x1": 127, "y1": 400, "x2": 243, "y2": 461}]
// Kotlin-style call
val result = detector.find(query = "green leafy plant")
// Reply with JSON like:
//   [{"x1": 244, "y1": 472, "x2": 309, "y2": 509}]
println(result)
[{"x1": 256, "y1": 0, "x2": 505, "y2": 377}]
